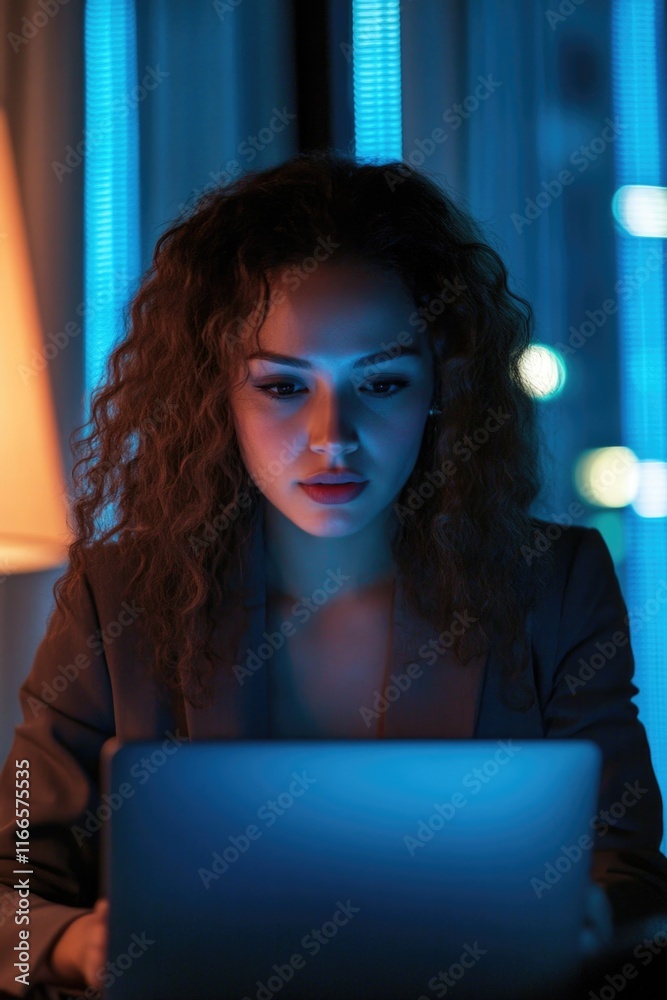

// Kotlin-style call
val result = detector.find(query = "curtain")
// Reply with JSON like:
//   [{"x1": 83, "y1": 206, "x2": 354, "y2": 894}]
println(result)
[{"x1": 0, "y1": 0, "x2": 298, "y2": 764}]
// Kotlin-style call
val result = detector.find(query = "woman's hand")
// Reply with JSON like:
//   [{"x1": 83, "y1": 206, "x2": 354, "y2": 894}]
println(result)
[
  {"x1": 579, "y1": 882, "x2": 614, "y2": 959},
  {"x1": 49, "y1": 898, "x2": 109, "y2": 990}
]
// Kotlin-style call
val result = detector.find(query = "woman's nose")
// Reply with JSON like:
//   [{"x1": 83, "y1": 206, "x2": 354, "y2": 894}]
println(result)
[{"x1": 306, "y1": 391, "x2": 359, "y2": 457}]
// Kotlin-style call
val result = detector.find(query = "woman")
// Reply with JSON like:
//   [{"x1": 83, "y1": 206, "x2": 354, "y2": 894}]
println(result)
[{"x1": 0, "y1": 150, "x2": 665, "y2": 996}]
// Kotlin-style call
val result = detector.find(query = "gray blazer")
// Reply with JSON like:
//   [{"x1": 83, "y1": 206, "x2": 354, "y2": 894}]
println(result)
[{"x1": 1, "y1": 513, "x2": 667, "y2": 997}]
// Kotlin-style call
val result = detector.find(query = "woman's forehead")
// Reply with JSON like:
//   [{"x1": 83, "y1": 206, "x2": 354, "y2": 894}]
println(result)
[{"x1": 253, "y1": 260, "x2": 426, "y2": 360}]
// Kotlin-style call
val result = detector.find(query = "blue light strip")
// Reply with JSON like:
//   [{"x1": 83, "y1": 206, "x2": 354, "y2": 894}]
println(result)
[
  {"x1": 84, "y1": 0, "x2": 140, "y2": 416},
  {"x1": 611, "y1": 0, "x2": 667, "y2": 851},
  {"x1": 352, "y1": 0, "x2": 402, "y2": 161}
]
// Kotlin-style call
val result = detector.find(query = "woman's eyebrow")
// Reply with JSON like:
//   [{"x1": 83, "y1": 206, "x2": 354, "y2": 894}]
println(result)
[{"x1": 246, "y1": 347, "x2": 424, "y2": 370}]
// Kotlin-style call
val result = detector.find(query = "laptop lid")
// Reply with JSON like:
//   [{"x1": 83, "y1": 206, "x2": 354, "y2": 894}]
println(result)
[{"x1": 99, "y1": 737, "x2": 601, "y2": 1000}]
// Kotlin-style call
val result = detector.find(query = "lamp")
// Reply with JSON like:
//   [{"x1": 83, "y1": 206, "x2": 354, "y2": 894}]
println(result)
[{"x1": 0, "y1": 105, "x2": 73, "y2": 576}]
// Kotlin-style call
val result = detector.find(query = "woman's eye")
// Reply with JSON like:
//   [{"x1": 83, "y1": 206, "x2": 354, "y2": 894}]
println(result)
[
  {"x1": 364, "y1": 378, "x2": 411, "y2": 397},
  {"x1": 255, "y1": 379, "x2": 410, "y2": 403},
  {"x1": 255, "y1": 381, "x2": 306, "y2": 401}
]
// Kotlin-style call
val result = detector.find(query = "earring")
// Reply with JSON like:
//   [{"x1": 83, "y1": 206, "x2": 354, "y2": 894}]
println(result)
[{"x1": 428, "y1": 404, "x2": 442, "y2": 417}]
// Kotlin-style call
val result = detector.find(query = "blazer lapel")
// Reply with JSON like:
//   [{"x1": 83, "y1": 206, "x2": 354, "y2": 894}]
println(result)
[
  {"x1": 178, "y1": 505, "x2": 271, "y2": 739},
  {"x1": 473, "y1": 606, "x2": 545, "y2": 739},
  {"x1": 177, "y1": 501, "x2": 541, "y2": 741}
]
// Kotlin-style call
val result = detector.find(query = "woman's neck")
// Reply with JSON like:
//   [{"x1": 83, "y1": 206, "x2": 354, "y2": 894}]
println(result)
[{"x1": 262, "y1": 500, "x2": 398, "y2": 604}]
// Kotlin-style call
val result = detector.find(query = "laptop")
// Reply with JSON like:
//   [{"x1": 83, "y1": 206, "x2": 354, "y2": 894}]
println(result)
[{"x1": 99, "y1": 738, "x2": 602, "y2": 1000}]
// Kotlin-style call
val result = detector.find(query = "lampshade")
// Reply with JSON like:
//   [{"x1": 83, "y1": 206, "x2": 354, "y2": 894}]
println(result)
[{"x1": 0, "y1": 105, "x2": 73, "y2": 575}]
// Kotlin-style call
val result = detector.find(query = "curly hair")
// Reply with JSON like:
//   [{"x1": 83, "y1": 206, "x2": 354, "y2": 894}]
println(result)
[{"x1": 50, "y1": 148, "x2": 555, "y2": 714}]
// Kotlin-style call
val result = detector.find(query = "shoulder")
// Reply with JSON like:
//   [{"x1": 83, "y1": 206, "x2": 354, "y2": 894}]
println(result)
[
  {"x1": 528, "y1": 516, "x2": 613, "y2": 591},
  {"x1": 527, "y1": 517, "x2": 625, "y2": 662},
  {"x1": 82, "y1": 536, "x2": 125, "y2": 576},
  {"x1": 74, "y1": 537, "x2": 140, "y2": 620}
]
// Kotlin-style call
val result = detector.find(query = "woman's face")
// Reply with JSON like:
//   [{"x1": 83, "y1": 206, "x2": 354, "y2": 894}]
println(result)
[{"x1": 228, "y1": 257, "x2": 435, "y2": 538}]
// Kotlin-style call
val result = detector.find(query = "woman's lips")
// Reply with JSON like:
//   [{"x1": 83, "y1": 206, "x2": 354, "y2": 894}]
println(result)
[{"x1": 298, "y1": 482, "x2": 369, "y2": 505}]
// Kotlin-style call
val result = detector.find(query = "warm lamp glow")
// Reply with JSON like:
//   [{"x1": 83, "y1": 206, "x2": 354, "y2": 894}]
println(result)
[{"x1": 0, "y1": 106, "x2": 73, "y2": 574}]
